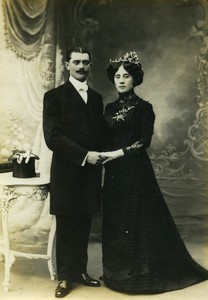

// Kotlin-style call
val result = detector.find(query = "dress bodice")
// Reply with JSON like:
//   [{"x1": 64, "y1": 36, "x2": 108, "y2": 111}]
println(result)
[{"x1": 104, "y1": 89, "x2": 155, "y2": 150}]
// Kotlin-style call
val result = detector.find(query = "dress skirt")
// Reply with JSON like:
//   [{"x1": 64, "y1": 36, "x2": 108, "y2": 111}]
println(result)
[{"x1": 102, "y1": 153, "x2": 208, "y2": 294}]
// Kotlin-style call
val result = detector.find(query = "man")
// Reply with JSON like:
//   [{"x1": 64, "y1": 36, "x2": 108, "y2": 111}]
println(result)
[{"x1": 43, "y1": 46, "x2": 104, "y2": 298}]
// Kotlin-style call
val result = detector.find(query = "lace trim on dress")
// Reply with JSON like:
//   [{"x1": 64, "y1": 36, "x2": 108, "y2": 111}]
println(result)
[{"x1": 111, "y1": 90, "x2": 138, "y2": 126}]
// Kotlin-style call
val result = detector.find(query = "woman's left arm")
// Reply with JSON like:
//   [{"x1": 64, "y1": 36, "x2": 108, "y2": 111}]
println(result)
[
  {"x1": 139, "y1": 102, "x2": 155, "y2": 148},
  {"x1": 124, "y1": 102, "x2": 155, "y2": 154}
]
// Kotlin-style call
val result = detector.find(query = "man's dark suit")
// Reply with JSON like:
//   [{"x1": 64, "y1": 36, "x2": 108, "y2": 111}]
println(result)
[{"x1": 43, "y1": 80, "x2": 103, "y2": 281}]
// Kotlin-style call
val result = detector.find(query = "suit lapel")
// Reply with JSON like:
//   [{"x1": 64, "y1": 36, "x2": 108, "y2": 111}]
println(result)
[
  {"x1": 86, "y1": 88, "x2": 95, "y2": 112},
  {"x1": 64, "y1": 81, "x2": 89, "y2": 112}
]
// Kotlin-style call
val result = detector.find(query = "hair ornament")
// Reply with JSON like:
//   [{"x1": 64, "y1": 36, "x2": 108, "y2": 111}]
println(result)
[{"x1": 110, "y1": 51, "x2": 141, "y2": 66}]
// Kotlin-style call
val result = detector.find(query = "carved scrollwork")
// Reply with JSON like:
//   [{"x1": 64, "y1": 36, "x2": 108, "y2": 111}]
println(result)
[
  {"x1": 184, "y1": 0, "x2": 208, "y2": 162},
  {"x1": 27, "y1": 185, "x2": 49, "y2": 201},
  {"x1": 1, "y1": 185, "x2": 49, "y2": 213},
  {"x1": 1, "y1": 186, "x2": 16, "y2": 213},
  {"x1": 151, "y1": 0, "x2": 208, "y2": 178},
  {"x1": 150, "y1": 145, "x2": 200, "y2": 179},
  {"x1": 184, "y1": 108, "x2": 208, "y2": 161},
  {"x1": 71, "y1": 0, "x2": 99, "y2": 47},
  {"x1": 70, "y1": 0, "x2": 112, "y2": 47}
]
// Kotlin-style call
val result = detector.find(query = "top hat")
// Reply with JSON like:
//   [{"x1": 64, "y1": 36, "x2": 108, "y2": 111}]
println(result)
[{"x1": 8, "y1": 150, "x2": 39, "y2": 178}]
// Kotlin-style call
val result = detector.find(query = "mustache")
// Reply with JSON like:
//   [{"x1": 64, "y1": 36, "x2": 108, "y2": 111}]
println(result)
[{"x1": 76, "y1": 70, "x2": 87, "y2": 74}]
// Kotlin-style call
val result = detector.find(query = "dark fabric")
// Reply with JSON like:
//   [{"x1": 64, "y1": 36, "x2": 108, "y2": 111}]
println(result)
[
  {"x1": 102, "y1": 90, "x2": 208, "y2": 294},
  {"x1": 43, "y1": 81, "x2": 103, "y2": 214},
  {"x1": 56, "y1": 214, "x2": 92, "y2": 281}
]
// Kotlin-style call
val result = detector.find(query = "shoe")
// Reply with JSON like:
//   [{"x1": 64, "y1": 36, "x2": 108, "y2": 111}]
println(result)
[
  {"x1": 55, "y1": 280, "x2": 72, "y2": 298},
  {"x1": 76, "y1": 273, "x2": 101, "y2": 287}
]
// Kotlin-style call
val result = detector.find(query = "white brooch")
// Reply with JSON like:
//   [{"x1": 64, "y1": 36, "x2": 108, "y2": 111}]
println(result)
[{"x1": 112, "y1": 106, "x2": 135, "y2": 122}]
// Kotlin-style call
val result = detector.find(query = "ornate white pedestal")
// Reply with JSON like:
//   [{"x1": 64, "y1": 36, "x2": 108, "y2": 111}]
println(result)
[{"x1": 0, "y1": 172, "x2": 56, "y2": 292}]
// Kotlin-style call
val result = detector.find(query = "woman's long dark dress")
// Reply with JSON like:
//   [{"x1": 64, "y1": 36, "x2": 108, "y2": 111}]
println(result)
[{"x1": 102, "y1": 90, "x2": 208, "y2": 294}]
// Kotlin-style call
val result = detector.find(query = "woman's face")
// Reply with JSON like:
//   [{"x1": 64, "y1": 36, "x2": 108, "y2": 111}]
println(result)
[{"x1": 114, "y1": 65, "x2": 133, "y2": 93}]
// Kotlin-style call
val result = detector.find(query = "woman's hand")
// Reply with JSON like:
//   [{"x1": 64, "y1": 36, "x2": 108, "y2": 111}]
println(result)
[{"x1": 101, "y1": 149, "x2": 124, "y2": 164}]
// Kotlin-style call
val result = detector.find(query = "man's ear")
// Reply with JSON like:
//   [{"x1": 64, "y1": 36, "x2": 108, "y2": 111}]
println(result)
[{"x1": 65, "y1": 61, "x2": 69, "y2": 70}]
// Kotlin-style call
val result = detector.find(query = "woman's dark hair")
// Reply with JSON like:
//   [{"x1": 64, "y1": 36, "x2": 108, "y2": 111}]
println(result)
[
  {"x1": 66, "y1": 46, "x2": 92, "y2": 62},
  {"x1": 106, "y1": 61, "x2": 144, "y2": 86}
]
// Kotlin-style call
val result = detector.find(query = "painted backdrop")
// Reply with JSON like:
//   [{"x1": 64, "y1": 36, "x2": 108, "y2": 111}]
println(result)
[{"x1": 0, "y1": 0, "x2": 208, "y2": 244}]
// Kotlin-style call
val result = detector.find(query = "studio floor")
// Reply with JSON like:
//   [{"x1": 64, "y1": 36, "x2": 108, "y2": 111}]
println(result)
[{"x1": 1, "y1": 213, "x2": 208, "y2": 300}]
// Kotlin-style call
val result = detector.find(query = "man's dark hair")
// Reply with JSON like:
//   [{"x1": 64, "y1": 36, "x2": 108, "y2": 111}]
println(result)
[{"x1": 66, "y1": 46, "x2": 92, "y2": 62}]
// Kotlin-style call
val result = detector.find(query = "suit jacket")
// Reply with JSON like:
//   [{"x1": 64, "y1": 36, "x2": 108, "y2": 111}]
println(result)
[{"x1": 43, "y1": 81, "x2": 104, "y2": 215}]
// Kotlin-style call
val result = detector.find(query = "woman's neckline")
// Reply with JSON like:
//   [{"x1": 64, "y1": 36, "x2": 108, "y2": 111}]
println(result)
[{"x1": 118, "y1": 89, "x2": 137, "y2": 102}]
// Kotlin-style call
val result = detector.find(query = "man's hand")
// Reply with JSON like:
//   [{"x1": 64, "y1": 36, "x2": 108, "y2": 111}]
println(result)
[
  {"x1": 86, "y1": 151, "x2": 106, "y2": 165},
  {"x1": 101, "y1": 149, "x2": 124, "y2": 164}
]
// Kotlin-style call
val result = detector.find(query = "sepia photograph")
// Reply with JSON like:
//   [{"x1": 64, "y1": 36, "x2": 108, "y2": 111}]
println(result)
[{"x1": 0, "y1": 0, "x2": 208, "y2": 299}]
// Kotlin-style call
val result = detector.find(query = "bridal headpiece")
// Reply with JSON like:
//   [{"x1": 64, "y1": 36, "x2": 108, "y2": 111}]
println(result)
[
  {"x1": 110, "y1": 51, "x2": 142, "y2": 66},
  {"x1": 107, "y1": 51, "x2": 144, "y2": 86}
]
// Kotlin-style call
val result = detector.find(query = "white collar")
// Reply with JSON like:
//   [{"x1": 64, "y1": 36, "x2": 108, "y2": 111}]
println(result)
[{"x1": 69, "y1": 76, "x2": 88, "y2": 91}]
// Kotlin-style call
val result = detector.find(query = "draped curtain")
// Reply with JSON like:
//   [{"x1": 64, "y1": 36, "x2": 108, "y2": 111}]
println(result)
[
  {"x1": 3, "y1": 0, "x2": 47, "y2": 59},
  {"x1": 2, "y1": 0, "x2": 60, "y2": 174},
  {"x1": 2, "y1": 0, "x2": 57, "y2": 89},
  {"x1": 1, "y1": 0, "x2": 60, "y2": 238}
]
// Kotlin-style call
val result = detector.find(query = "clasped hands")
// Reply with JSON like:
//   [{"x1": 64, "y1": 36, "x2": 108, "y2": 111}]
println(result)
[
  {"x1": 86, "y1": 141, "x2": 143, "y2": 165},
  {"x1": 86, "y1": 150, "x2": 123, "y2": 166}
]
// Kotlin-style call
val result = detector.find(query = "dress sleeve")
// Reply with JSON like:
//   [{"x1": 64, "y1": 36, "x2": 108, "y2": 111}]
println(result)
[
  {"x1": 123, "y1": 102, "x2": 155, "y2": 155},
  {"x1": 140, "y1": 102, "x2": 155, "y2": 148}
]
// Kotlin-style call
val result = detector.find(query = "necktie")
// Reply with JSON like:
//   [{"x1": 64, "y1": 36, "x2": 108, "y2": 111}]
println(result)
[
  {"x1": 78, "y1": 84, "x2": 88, "y2": 103},
  {"x1": 79, "y1": 84, "x2": 88, "y2": 92}
]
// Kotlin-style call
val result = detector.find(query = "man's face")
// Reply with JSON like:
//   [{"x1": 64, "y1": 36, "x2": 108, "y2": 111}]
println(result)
[{"x1": 65, "y1": 52, "x2": 91, "y2": 82}]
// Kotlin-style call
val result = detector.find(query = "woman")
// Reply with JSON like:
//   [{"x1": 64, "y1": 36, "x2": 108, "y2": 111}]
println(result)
[{"x1": 101, "y1": 51, "x2": 208, "y2": 294}]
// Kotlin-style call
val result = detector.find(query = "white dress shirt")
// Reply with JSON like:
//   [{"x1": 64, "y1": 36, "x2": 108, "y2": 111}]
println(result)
[{"x1": 69, "y1": 76, "x2": 88, "y2": 103}]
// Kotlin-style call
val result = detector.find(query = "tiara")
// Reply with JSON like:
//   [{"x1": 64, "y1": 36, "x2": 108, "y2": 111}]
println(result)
[{"x1": 110, "y1": 51, "x2": 141, "y2": 65}]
